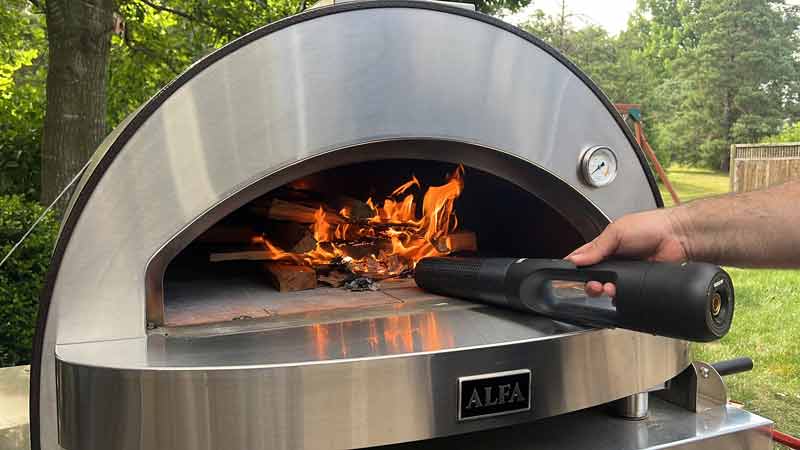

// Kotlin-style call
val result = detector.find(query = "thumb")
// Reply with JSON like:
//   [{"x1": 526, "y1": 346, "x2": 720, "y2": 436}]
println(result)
[{"x1": 565, "y1": 226, "x2": 620, "y2": 266}]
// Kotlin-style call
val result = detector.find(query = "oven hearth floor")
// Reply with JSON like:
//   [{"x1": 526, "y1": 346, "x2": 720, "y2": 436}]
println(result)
[
  {"x1": 162, "y1": 263, "x2": 491, "y2": 337},
  {"x1": 165, "y1": 276, "x2": 431, "y2": 327}
]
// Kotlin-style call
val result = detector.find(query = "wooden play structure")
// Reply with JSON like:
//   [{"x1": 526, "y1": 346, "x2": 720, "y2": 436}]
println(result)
[{"x1": 615, "y1": 103, "x2": 681, "y2": 205}]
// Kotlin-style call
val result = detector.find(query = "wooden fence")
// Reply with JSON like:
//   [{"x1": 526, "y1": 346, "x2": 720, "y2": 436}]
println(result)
[{"x1": 730, "y1": 143, "x2": 800, "y2": 193}]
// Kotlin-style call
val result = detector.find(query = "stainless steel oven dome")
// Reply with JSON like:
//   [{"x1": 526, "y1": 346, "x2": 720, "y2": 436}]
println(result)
[{"x1": 31, "y1": 2, "x2": 686, "y2": 450}]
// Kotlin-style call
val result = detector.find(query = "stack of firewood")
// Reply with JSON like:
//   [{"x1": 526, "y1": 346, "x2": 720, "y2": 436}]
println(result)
[{"x1": 202, "y1": 191, "x2": 477, "y2": 293}]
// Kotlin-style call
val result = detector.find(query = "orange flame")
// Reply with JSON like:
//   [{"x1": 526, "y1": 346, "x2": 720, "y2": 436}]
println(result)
[
  {"x1": 391, "y1": 175, "x2": 420, "y2": 197},
  {"x1": 258, "y1": 165, "x2": 466, "y2": 277}
]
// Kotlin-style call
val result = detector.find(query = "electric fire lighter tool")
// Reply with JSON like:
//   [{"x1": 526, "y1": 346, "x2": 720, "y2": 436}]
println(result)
[{"x1": 415, "y1": 257, "x2": 734, "y2": 342}]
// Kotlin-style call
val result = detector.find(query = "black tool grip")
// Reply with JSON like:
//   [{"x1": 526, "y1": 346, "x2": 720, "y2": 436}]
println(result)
[
  {"x1": 415, "y1": 257, "x2": 735, "y2": 342},
  {"x1": 589, "y1": 260, "x2": 734, "y2": 342},
  {"x1": 711, "y1": 357, "x2": 753, "y2": 376}
]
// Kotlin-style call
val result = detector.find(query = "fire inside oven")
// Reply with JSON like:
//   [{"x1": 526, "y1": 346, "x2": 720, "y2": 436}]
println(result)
[{"x1": 160, "y1": 158, "x2": 585, "y2": 330}]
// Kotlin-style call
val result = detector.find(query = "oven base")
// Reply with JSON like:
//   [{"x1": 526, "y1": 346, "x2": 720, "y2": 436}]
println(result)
[
  {"x1": 54, "y1": 300, "x2": 689, "y2": 450},
  {"x1": 381, "y1": 397, "x2": 773, "y2": 450}
]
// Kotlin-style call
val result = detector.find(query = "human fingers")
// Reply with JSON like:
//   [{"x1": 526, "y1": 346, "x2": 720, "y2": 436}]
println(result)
[
  {"x1": 565, "y1": 225, "x2": 621, "y2": 267},
  {"x1": 603, "y1": 282, "x2": 616, "y2": 298},
  {"x1": 584, "y1": 281, "x2": 616, "y2": 298},
  {"x1": 585, "y1": 281, "x2": 605, "y2": 297}
]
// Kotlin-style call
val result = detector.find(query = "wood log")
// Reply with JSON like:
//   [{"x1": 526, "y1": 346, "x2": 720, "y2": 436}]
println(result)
[
  {"x1": 436, "y1": 231, "x2": 478, "y2": 253},
  {"x1": 263, "y1": 189, "x2": 375, "y2": 221},
  {"x1": 339, "y1": 242, "x2": 374, "y2": 260},
  {"x1": 292, "y1": 233, "x2": 317, "y2": 254},
  {"x1": 265, "y1": 222, "x2": 317, "y2": 253},
  {"x1": 251, "y1": 199, "x2": 346, "y2": 224},
  {"x1": 210, "y1": 250, "x2": 272, "y2": 262},
  {"x1": 338, "y1": 239, "x2": 392, "y2": 260},
  {"x1": 263, "y1": 262, "x2": 317, "y2": 292},
  {"x1": 330, "y1": 195, "x2": 375, "y2": 220}
]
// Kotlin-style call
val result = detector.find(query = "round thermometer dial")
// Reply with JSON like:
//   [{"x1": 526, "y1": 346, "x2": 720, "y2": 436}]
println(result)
[{"x1": 581, "y1": 146, "x2": 618, "y2": 187}]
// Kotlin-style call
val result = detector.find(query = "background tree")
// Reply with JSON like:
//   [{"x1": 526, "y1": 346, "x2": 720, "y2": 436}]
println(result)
[
  {"x1": 614, "y1": 0, "x2": 701, "y2": 165},
  {"x1": 40, "y1": 0, "x2": 115, "y2": 209},
  {"x1": 522, "y1": 0, "x2": 800, "y2": 170},
  {"x1": 521, "y1": 4, "x2": 674, "y2": 164},
  {"x1": 657, "y1": 0, "x2": 800, "y2": 169},
  {"x1": 108, "y1": 0, "x2": 304, "y2": 126}
]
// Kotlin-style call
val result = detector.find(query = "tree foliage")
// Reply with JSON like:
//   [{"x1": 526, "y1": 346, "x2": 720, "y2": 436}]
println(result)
[
  {"x1": 0, "y1": 1, "x2": 46, "y2": 198},
  {"x1": 109, "y1": 0, "x2": 304, "y2": 125},
  {"x1": 521, "y1": 0, "x2": 800, "y2": 170},
  {"x1": 0, "y1": 195, "x2": 58, "y2": 366},
  {"x1": 661, "y1": 0, "x2": 800, "y2": 169},
  {"x1": 763, "y1": 121, "x2": 800, "y2": 143}
]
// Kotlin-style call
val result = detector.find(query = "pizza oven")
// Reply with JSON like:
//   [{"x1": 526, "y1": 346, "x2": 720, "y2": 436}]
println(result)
[{"x1": 31, "y1": 2, "x2": 773, "y2": 450}]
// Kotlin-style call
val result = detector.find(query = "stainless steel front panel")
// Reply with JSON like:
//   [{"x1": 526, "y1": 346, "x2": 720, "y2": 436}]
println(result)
[
  {"x1": 37, "y1": 4, "x2": 676, "y2": 449},
  {"x1": 55, "y1": 307, "x2": 687, "y2": 450}
]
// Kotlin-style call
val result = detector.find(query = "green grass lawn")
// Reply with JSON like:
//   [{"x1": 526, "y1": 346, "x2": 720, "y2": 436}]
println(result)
[
  {"x1": 659, "y1": 166, "x2": 731, "y2": 206},
  {"x1": 659, "y1": 166, "x2": 800, "y2": 437}
]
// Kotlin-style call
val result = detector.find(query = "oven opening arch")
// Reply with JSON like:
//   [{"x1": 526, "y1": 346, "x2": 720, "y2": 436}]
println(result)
[{"x1": 145, "y1": 138, "x2": 611, "y2": 328}]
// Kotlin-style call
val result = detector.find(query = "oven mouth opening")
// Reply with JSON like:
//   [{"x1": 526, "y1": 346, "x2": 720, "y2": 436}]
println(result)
[{"x1": 147, "y1": 140, "x2": 608, "y2": 335}]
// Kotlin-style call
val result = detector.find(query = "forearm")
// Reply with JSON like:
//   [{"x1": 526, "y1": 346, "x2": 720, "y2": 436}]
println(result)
[{"x1": 668, "y1": 181, "x2": 800, "y2": 268}]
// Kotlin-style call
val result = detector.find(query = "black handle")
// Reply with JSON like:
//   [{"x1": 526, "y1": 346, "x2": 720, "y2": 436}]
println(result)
[
  {"x1": 414, "y1": 257, "x2": 735, "y2": 342},
  {"x1": 587, "y1": 260, "x2": 734, "y2": 342},
  {"x1": 712, "y1": 357, "x2": 753, "y2": 376}
]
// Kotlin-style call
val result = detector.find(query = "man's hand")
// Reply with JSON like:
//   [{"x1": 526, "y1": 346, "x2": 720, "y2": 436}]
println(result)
[
  {"x1": 564, "y1": 180, "x2": 800, "y2": 297},
  {"x1": 565, "y1": 209, "x2": 689, "y2": 297}
]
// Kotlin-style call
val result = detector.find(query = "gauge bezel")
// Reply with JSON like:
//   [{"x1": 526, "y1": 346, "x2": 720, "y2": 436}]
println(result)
[{"x1": 580, "y1": 146, "x2": 618, "y2": 187}]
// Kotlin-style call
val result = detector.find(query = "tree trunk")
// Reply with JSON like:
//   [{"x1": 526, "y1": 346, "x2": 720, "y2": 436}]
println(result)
[
  {"x1": 720, "y1": 89, "x2": 735, "y2": 172},
  {"x1": 41, "y1": 0, "x2": 115, "y2": 212}
]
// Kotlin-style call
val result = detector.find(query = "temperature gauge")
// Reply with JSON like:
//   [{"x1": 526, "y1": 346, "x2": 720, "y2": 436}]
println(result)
[{"x1": 580, "y1": 146, "x2": 618, "y2": 187}]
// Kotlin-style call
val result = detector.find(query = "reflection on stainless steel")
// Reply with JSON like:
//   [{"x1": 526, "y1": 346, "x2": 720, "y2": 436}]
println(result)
[
  {"x1": 306, "y1": 315, "x2": 455, "y2": 358},
  {"x1": 657, "y1": 361, "x2": 729, "y2": 414},
  {"x1": 57, "y1": 303, "x2": 649, "y2": 368},
  {"x1": 37, "y1": 4, "x2": 675, "y2": 450},
  {"x1": 613, "y1": 392, "x2": 650, "y2": 420},
  {"x1": 694, "y1": 362, "x2": 728, "y2": 412},
  {"x1": 382, "y1": 398, "x2": 773, "y2": 450}
]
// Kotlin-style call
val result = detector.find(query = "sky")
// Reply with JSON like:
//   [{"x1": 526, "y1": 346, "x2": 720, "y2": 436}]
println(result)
[
  {"x1": 503, "y1": 0, "x2": 800, "y2": 35},
  {"x1": 503, "y1": 0, "x2": 638, "y2": 35}
]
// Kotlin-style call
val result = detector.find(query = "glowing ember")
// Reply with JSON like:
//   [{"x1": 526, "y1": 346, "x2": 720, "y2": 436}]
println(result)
[{"x1": 257, "y1": 165, "x2": 466, "y2": 277}]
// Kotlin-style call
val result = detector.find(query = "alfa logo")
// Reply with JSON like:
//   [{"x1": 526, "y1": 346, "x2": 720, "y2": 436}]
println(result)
[
  {"x1": 465, "y1": 382, "x2": 527, "y2": 409},
  {"x1": 458, "y1": 369, "x2": 532, "y2": 421}
]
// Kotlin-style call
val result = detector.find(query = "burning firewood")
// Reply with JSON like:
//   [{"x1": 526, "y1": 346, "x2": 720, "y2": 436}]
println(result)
[
  {"x1": 265, "y1": 221, "x2": 317, "y2": 254},
  {"x1": 435, "y1": 231, "x2": 477, "y2": 253},
  {"x1": 263, "y1": 262, "x2": 317, "y2": 292},
  {"x1": 210, "y1": 165, "x2": 469, "y2": 285},
  {"x1": 262, "y1": 189, "x2": 376, "y2": 221},
  {"x1": 337, "y1": 239, "x2": 392, "y2": 260},
  {"x1": 252, "y1": 199, "x2": 347, "y2": 224},
  {"x1": 329, "y1": 195, "x2": 375, "y2": 221}
]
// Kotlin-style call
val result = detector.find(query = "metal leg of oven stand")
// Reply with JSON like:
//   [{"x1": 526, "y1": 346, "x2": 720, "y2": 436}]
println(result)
[{"x1": 612, "y1": 392, "x2": 649, "y2": 420}]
